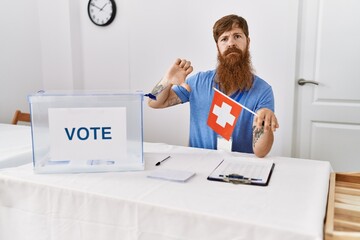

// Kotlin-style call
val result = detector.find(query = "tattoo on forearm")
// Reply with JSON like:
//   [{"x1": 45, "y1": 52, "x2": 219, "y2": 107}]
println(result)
[
  {"x1": 151, "y1": 84, "x2": 165, "y2": 96},
  {"x1": 253, "y1": 125, "x2": 264, "y2": 148},
  {"x1": 151, "y1": 81, "x2": 165, "y2": 96}
]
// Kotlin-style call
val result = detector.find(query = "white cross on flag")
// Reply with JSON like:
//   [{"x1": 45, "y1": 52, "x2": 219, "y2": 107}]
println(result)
[{"x1": 207, "y1": 88, "x2": 243, "y2": 141}]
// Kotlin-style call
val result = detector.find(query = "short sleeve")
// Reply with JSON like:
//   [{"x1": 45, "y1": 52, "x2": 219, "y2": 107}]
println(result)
[{"x1": 172, "y1": 85, "x2": 190, "y2": 103}]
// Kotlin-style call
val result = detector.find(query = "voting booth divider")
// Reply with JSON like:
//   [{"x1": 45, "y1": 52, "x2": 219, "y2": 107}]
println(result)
[{"x1": 28, "y1": 91, "x2": 144, "y2": 173}]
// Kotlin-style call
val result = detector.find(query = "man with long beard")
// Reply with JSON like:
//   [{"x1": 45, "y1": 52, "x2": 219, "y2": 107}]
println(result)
[{"x1": 148, "y1": 14, "x2": 279, "y2": 157}]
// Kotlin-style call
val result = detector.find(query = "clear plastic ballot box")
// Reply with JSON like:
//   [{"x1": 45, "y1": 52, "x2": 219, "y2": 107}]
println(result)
[{"x1": 28, "y1": 91, "x2": 144, "y2": 173}]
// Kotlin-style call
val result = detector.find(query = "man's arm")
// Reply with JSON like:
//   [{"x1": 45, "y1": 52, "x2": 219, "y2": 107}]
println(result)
[
  {"x1": 148, "y1": 58, "x2": 193, "y2": 109},
  {"x1": 252, "y1": 108, "x2": 279, "y2": 158}
]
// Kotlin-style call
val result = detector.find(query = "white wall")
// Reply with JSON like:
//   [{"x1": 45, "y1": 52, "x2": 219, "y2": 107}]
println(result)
[
  {"x1": 0, "y1": 1, "x2": 43, "y2": 122},
  {"x1": 0, "y1": 0, "x2": 299, "y2": 157}
]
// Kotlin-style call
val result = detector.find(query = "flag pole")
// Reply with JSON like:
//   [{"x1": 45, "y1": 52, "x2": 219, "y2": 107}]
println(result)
[{"x1": 213, "y1": 87, "x2": 258, "y2": 116}]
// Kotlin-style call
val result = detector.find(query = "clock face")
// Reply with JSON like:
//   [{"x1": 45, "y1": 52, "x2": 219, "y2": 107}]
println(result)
[{"x1": 88, "y1": 0, "x2": 116, "y2": 26}]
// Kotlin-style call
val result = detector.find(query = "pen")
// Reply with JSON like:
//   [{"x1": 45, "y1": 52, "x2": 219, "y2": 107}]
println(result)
[
  {"x1": 155, "y1": 155, "x2": 171, "y2": 166},
  {"x1": 220, "y1": 174, "x2": 262, "y2": 181}
]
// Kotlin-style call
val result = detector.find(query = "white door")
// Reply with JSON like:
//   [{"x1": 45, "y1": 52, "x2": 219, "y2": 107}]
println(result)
[{"x1": 294, "y1": 0, "x2": 360, "y2": 172}]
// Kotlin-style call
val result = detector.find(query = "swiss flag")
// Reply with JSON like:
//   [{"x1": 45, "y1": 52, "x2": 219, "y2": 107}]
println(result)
[{"x1": 207, "y1": 88, "x2": 243, "y2": 141}]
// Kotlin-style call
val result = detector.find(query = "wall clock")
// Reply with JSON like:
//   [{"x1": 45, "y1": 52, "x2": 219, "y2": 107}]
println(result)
[{"x1": 87, "y1": 0, "x2": 116, "y2": 27}]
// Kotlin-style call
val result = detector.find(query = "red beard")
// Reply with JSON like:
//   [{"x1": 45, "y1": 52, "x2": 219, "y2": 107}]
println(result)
[{"x1": 216, "y1": 46, "x2": 254, "y2": 95}]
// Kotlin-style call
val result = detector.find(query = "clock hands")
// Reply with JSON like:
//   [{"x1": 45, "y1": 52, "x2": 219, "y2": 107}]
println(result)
[
  {"x1": 90, "y1": 3, "x2": 101, "y2": 10},
  {"x1": 100, "y1": 3, "x2": 108, "y2": 11},
  {"x1": 90, "y1": 2, "x2": 110, "y2": 13},
  {"x1": 90, "y1": 3, "x2": 109, "y2": 11}
]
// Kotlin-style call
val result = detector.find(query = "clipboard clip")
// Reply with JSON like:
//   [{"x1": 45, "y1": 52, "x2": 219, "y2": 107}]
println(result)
[{"x1": 222, "y1": 173, "x2": 262, "y2": 185}]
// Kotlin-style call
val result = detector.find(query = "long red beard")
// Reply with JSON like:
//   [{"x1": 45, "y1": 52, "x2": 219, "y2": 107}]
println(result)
[{"x1": 216, "y1": 47, "x2": 254, "y2": 95}]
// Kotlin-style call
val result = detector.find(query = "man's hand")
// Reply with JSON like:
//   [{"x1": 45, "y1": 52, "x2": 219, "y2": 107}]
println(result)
[
  {"x1": 164, "y1": 58, "x2": 193, "y2": 86},
  {"x1": 148, "y1": 58, "x2": 193, "y2": 109},
  {"x1": 252, "y1": 108, "x2": 279, "y2": 158},
  {"x1": 254, "y1": 108, "x2": 279, "y2": 132}
]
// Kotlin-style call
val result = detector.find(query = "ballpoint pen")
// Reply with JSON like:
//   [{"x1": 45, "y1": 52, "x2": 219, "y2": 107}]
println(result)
[
  {"x1": 155, "y1": 155, "x2": 171, "y2": 166},
  {"x1": 220, "y1": 174, "x2": 262, "y2": 183}
]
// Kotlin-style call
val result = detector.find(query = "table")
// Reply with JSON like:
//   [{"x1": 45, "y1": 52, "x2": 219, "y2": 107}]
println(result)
[
  {"x1": 0, "y1": 123, "x2": 32, "y2": 168},
  {"x1": 0, "y1": 142, "x2": 331, "y2": 240}
]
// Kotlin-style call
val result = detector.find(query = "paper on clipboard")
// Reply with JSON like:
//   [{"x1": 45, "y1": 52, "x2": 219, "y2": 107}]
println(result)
[{"x1": 207, "y1": 157, "x2": 275, "y2": 186}]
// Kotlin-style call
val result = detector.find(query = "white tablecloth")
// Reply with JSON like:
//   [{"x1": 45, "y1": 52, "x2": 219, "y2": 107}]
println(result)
[
  {"x1": 0, "y1": 123, "x2": 32, "y2": 168},
  {"x1": 0, "y1": 142, "x2": 331, "y2": 240}
]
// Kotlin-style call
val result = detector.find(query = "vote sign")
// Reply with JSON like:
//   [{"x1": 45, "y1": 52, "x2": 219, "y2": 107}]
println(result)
[{"x1": 48, "y1": 107, "x2": 127, "y2": 162}]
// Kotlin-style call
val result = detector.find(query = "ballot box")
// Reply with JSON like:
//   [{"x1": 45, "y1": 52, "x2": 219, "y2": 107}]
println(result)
[{"x1": 28, "y1": 91, "x2": 144, "y2": 173}]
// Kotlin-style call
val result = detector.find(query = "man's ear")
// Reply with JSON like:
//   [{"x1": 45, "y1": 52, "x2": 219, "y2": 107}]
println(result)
[{"x1": 247, "y1": 37, "x2": 251, "y2": 48}]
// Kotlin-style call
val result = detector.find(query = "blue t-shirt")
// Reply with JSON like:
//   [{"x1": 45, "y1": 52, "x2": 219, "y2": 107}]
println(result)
[{"x1": 172, "y1": 69, "x2": 274, "y2": 153}]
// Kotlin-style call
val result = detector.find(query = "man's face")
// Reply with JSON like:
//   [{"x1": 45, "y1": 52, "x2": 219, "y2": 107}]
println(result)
[
  {"x1": 215, "y1": 26, "x2": 253, "y2": 94},
  {"x1": 217, "y1": 27, "x2": 249, "y2": 56}
]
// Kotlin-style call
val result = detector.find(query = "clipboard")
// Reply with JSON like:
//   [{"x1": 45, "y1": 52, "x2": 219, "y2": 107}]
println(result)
[{"x1": 207, "y1": 157, "x2": 275, "y2": 186}]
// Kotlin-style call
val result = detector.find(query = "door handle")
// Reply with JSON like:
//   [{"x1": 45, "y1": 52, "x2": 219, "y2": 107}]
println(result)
[{"x1": 298, "y1": 79, "x2": 319, "y2": 86}]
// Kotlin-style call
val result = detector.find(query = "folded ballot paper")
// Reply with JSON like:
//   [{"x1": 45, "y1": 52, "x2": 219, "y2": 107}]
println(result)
[
  {"x1": 207, "y1": 157, "x2": 275, "y2": 186},
  {"x1": 147, "y1": 169, "x2": 196, "y2": 182}
]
